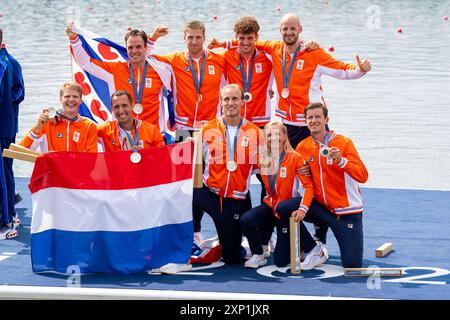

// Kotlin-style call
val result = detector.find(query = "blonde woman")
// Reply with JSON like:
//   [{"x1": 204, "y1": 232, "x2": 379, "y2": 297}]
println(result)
[{"x1": 240, "y1": 121, "x2": 315, "y2": 268}]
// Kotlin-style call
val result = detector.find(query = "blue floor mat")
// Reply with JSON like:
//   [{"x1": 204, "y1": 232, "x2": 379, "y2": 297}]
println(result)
[{"x1": 1, "y1": 178, "x2": 449, "y2": 299}]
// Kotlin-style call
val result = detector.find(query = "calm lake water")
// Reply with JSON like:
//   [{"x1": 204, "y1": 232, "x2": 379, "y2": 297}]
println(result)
[{"x1": 1, "y1": 0, "x2": 449, "y2": 190}]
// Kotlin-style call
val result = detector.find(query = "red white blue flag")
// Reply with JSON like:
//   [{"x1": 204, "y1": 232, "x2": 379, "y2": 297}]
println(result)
[{"x1": 29, "y1": 142, "x2": 194, "y2": 273}]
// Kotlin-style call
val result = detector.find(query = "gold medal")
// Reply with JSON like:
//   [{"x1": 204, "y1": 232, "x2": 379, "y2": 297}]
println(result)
[
  {"x1": 281, "y1": 88, "x2": 289, "y2": 99},
  {"x1": 133, "y1": 103, "x2": 143, "y2": 115},
  {"x1": 130, "y1": 151, "x2": 141, "y2": 164},
  {"x1": 226, "y1": 160, "x2": 237, "y2": 172}
]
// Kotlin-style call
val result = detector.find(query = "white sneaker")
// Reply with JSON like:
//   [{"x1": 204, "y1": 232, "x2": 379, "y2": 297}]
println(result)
[
  {"x1": 194, "y1": 232, "x2": 205, "y2": 246},
  {"x1": 262, "y1": 245, "x2": 270, "y2": 258},
  {"x1": 244, "y1": 254, "x2": 267, "y2": 269},
  {"x1": 300, "y1": 243, "x2": 329, "y2": 270},
  {"x1": 268, "y1": 233, "x2": 277, "y2": 253},
  {"x1": 152, "y1": 263, "x2": 192, "y2": 275}
]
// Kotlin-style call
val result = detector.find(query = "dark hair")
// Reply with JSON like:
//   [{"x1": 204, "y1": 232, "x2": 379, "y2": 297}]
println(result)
[
  {"x1": 304, "y1": 102, "x2": 328, "y2": 118},
  {"x1": 0, "y1": 28, "x2": 3, "y2": 43},
  {"x1": 111, "y1": 90, "x2": 133, "y2": 105},
  {"x1": 124, "y1": 29, "x2": 148, "y2": 46},
  {"x1": 233, "y1": 16, "x2": 260, "y2": 35}
]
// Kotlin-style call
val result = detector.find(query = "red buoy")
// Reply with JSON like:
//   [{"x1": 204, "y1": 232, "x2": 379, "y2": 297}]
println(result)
[
  {"x1": 397, "y1": 27, "x2": 403, "y2": 33},
  {"x1": 444, "y1": 16, "x2": 449, "y2": 21},
  {"x1": 328, "y1": 46, "x2": 334, "y2": 52}
]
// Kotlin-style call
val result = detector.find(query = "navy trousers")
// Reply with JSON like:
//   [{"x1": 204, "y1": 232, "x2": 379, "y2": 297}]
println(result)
[
  {"x1": 0, "y1": 137, "x2": 15, "y2": 225},
  {"x1": 277, "y1": 198, "x2": 364, "y2": 268},
  {"x1": 240, "y1": 202, "x2": 317, "y2": 267},
  {"x1": 193, "y1": 186, "x2": 252, "y2": 264}
]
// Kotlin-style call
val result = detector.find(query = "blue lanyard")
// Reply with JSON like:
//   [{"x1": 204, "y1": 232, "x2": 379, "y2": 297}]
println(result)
[
  {"x1": 282, "y1": 44, "x2": 301, "y2": 88},
  {"x1": 239, "y1": 51, "x2": 255, "y2": 93},
  {"x1": 129, "y1": 62, "x2": 149, "y2": 104},
  {"x1": 123, "y1": 120, "x2": 140, "y2": 151},
  {"x1": 267, "y1": 151, "x2": 286, "y2": 196},
  {"x1": 223, "y1": 117, "x2": 243, "y2": 162},
  {"x1": 56, "y1": 110, "x2": 78, "y2": 122},
  {"x1": 189, "y1": 52, "x2": 207, "y2": 95}
]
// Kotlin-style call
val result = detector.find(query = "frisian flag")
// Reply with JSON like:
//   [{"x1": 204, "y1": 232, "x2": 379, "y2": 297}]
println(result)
[
  {"x1": 68, "y1": 24, "x2": 176, "y2": 143},
  {"x1": 29, "y1": 142, "x2": 194, "y2": 273}
]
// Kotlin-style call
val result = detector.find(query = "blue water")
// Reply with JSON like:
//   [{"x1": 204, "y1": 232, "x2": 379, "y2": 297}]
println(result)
[{"x1": 1, "y1": 0, "x2": 449, "y2": 190}]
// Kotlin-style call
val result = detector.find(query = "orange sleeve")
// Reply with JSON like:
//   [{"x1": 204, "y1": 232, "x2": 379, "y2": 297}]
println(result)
[
  {"x1": 337, "y1": 139, "x2": 369, "y2": 183},
  {"x1": 152, "y1": 128, "x2": 165, "y2": 147},
  {"x1": 296, "y1": 155, "x2": 314, "y2": 211},
  {"x1": 255, "y1": 40, "x2": 280, "y2": 55},
  {"x1": 85, "y1": 122, "x2": 99, "y2": 152},
  {"x1": 149, "y1": 52, "x2": 175, "y2": 65},
  {"x1": 19, "y1": 128, "x2": 44, "y2": 149}
]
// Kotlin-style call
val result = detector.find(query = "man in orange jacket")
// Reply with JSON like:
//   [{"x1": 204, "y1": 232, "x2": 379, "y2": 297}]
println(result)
[
  {"x1": 98, "y1": 90, "x2": 164, "y2": 152},
  {"x1": 193, "y1": 84, "x2": 263, "y2": 264},
  {"x1": 19, "y1": 82, "x2": 98, "y2": 153},
  {"x1": 66, "y1": 24, "x2": 173, "y2": 134},
  {"x1": 278, "y1": 102, "x2": 369, "y2": 269},
  {"x1": 148, "y1": 20, "x2": 227, "y2": 244}
]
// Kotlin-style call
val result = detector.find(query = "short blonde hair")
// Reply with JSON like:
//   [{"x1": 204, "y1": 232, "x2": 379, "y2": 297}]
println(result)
[
  {"x1": 260, "y1": 121, "x2": 294, "y2": 172},
  {"x1": 184, "y1": 20, "x2": 205, "y2": 37},
  {"x1": 220, "y1": 84, "x2": 244, "y2": 100},
  {"x1": 60, "y1": 82, "x2": 83, "y2": 98}
]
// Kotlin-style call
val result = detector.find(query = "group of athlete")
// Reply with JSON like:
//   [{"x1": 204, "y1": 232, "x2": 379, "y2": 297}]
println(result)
[{"x1": 14, "y1": 13, "x2": 371, "y2": 273}]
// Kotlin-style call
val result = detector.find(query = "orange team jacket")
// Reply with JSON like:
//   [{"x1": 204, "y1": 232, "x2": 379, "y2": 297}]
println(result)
[
  {"x1": 148, "y1": 47, "x2": 226, "y2": 130},
  {"x1": 97, "y1": 119, "x2": 165, "y2": 152},
  {"x1": 259, "y1": 150, "x2": 314, "y2": 217},
  {"x1": 19, "y1": 115, "x2": 98, "y2": 152},
  {"x1": 201, "y1": 117, "x2": 263, "y2": 200},
  {"x1": 70, "y1": 37, "x2": 167, "y2": 132},
  {"x1": 223, "y1": 48, "x2": 274, "y2": 127},
  {"x1": 296, "y1": 131, "x2": 369, "y2": 215},
  {"x1": 246, "y1": 40, "x2": 366, "y2": 126}
]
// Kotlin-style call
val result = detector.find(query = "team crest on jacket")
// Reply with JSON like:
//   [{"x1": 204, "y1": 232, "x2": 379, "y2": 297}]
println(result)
[
  {"x1": 309, "y1": 155, "x2": 314, "y2": 162},
  {"x1": 208, "y1": 65, "x2": 215, "y2": 75},
  {"x1": 56, "y1": 132, "x2": 63, "y2": 138},
  {"x1": 235, "y1": 65, "x2": 241, "y2": 70},
  {"x1": 73, "y1": 131, "x2": 80, "y2": 142},
  {"x1": 296, "y1": 60, "x2": 304, "y2": 70},
  {"x1": 111, "y1": 139, "x2": 115, "y2": 145},
  {"x1": 215, "y1": 136, "x2": 222, "y2": 142},
  {"x1": 241, "y1": 136, "x2": 249, "y2": 147},
  {"x1": 127, "y1": 78, "x2": 132, "y2": 84},
  {"x1": 184, "y1": 66, "x2": 190, "y2": 72},
  {"x1": 255, "y1": 63, "x2": 262, "y2": 73}
]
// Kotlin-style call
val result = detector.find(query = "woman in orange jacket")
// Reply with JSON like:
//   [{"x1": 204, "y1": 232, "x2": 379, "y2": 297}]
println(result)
[{"x1": 240, "y1": 121, "x2": 316, "y2": 269}]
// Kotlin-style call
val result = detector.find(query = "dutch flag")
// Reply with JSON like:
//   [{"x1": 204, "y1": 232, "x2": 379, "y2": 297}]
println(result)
[{"x1": 29, "y1": 142, "x2": 194, "y2": 273}]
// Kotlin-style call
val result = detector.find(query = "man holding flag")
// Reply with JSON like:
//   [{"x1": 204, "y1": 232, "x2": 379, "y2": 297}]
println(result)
[{"x1": 66, "y1": 22, "x2": 175, "y2": 138}]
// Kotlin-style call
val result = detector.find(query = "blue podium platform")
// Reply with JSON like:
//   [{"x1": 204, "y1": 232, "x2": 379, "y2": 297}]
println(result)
[{"x1": 1, "y1": 177, "x2": 449, "y2": 300}]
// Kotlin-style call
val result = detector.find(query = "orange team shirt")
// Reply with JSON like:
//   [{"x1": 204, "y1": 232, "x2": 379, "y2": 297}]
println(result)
[
  {"x1": 223, "y1": 48, "x2": 274, "y2": 127},
  {"x1": 296, "y1": 131, "x2": 369, "y2": 215},
  {"x1": 150, "y1": 50, "x2": 226, "y2": 129},
  {"x1": 250, "y1": 40, "x2": 366, "y2": 126},
  {"x1": 259, "y1": 150, "x2": 314, "y2": 217},
  {"x1": 19, "y1": 116, "x2": 98, "y2": 152},
  {"x1": 97, "y1": 119, "x2": 165, "y2": 152},
  {"x1": 70, "y1": 37, "x2": 165, "y2": 131},
  {"x1": 201, "y1": 117, "x2": 263, "y2": 200}
]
